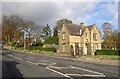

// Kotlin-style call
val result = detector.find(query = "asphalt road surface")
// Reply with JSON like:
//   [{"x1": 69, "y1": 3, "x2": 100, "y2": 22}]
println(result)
[{"x1": 1, "y1": 49, "x2": 120, "y2": 79}]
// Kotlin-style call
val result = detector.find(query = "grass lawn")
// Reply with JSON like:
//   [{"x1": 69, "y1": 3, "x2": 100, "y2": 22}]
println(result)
[
  {"x1": 14, "y1": 46, "x2": 56, "y2": 55},
  {"x1": 85, "y1": 55, "x2": 120, "y2": 59}
]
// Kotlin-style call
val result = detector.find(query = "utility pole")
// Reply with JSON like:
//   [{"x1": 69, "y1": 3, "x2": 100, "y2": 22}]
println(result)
[{"x1": 23, "y1": 31, "x2": 26, "y2": 52}]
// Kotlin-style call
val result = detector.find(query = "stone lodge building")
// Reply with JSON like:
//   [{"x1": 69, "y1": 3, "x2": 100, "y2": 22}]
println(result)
[{"x1": 59, "y1": 22, "x2": 101, "y2": 56}]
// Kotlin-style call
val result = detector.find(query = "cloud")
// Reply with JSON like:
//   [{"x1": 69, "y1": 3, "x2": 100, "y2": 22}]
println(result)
[
  {"x1": 2, "y1": 2, "x2": 62, "y2": 25},
  {"x1": 0, "y1": 2, "x2": 2, "y2": 23},
  {"x1": 2, "y1": 2, "x2": 99, "y2": 26},
  {"x1": 2, "y1": 1, "x2": 118, "y2": 29},
  {"x1": 81, "y1": 2, "x2": 118, "y2": 28},
  {"x1": 2, "y1": 0, "x2": 119, "y2": 2},
  {"x1": 99, "y1": 2, "x2": 118, "y2": 29}
]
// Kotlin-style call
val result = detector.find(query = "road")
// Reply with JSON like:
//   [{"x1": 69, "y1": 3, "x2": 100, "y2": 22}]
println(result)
[{"x1": 1, "y1": 49, "x2": 120, "y2": 79}]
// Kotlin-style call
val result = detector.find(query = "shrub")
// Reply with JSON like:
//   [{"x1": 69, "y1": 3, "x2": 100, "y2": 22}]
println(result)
[
  {"x1": 37, "y1": 42, "x2": 43, "y2": 46},
  {"x1": 96, "y1": 50, "x2": 120, "y2": 55},
  {"x1": 8, "y1": 41, "x2": 16, "y2": 46},
  {"x1": 26, "y1": 46, "x2": 42, "y2": 50},
  {"x1": 33, "y1": 41, "x2": 43, "y2": 46},
  {"x1": 42, "y1": 48, "x2": 56, "y2": 52}
]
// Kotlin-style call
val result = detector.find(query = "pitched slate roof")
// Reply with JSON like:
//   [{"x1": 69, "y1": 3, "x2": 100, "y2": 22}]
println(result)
[{"x1": 64, "y1": 23, "x2": 94, "y2": 36}]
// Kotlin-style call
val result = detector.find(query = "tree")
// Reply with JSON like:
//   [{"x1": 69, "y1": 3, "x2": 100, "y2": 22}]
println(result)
[
  {"x1": 49, "y1": 19, "x2": 72, "y2": 45},
  {"x1": 43, "y1": 36, "x2": 53, "y2": 44},
  {"x1": 43, "y1": 26, "x2": 59, "y2": 45},
  {"x1": 53, "y1": 26, "x2": 58, "y2": 37},
  {"x1": 117, "y1": 32, "x2": 120, "y2": 49},
  {"x1": 2, "y1": 15, "x2": 23, "y2": 45},
  {"x1": 21, "y1": 21, "x2": 35, "y2": 47},
  {"x1": 55, "y1": 19, "x2": 72, "y2": 34},
  {"x1": 0, "y1": 24, "x2": 2, "y2": 41},
  {"x1": 41, "y1": 24, "x2": 52, "y2": 40},
  {"x1": 31, "y1": 25, "x2": 44, "y2": 41},
  {"x1": 102, "y1": 22, "x2": 118, "y2": 50},
  {"x1": 52, "y1": 26, "x2": 58, "y2": 45},
  {"x1": 2, "y1": 15, "x2": 35, "y2": 48}
]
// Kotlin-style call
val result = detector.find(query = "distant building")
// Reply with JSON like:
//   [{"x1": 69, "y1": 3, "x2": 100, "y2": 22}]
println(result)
[{"x1": 59, "y1": 22, "x2": 101, "y2": 56}]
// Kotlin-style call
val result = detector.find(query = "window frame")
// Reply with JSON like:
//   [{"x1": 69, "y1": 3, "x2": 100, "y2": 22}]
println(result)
[
  {"x1": 86, "y1": 33, "x2": 88, "y2": 40},
  {"x1": 62, "y1": 32, "x2": 65, "y2": 40},
  {"x1": 93, "y1": 33, "x2": 97, "y2": 41}
]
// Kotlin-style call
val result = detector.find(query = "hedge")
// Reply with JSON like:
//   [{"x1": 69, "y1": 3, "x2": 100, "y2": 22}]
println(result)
[
  {"x1": 26, "y1": 46, "x2": 42, "y2": 50},
  {"x1": 26, "y1": 46, "x2": 56, "y2": 52},
  {"x1": 96, "y1": 50, "x2": 120, "y2": 55}
]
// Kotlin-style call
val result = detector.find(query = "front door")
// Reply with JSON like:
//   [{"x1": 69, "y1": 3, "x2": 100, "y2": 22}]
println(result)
[
  {"x1": 75, "y1": 43, "x2": 79, "y2": 56},
  {"x1": 70, "y1": 45, "x2": 74, "y2": 56}
]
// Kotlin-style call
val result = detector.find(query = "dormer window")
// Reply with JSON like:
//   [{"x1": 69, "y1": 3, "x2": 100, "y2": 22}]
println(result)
[
  {"x1": 93, "y1": 33, "x2": 97, "y2": 41},
  {"x1": 62, "y1": 32, "x2": 65, "y2": 40}
]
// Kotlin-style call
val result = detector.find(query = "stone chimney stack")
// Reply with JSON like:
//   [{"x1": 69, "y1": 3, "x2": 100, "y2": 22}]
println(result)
[{"x1": 80, "y1": 22, "x2": 84, "y2": 27}]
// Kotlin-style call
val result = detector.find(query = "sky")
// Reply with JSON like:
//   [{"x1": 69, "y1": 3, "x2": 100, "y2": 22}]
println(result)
[{"x1": 1, "y1": 0, "x2": 119, "y2": 31}]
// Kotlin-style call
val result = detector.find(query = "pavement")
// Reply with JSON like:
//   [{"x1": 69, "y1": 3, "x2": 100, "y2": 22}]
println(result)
[{"x1": 1, "y1": 48, "x2": 120, "y2": 79}]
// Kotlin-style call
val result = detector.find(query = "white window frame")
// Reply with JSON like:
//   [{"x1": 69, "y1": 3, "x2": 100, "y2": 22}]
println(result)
[{"x1": 93, "y1": 33, "x2": 97, "y2": 40}]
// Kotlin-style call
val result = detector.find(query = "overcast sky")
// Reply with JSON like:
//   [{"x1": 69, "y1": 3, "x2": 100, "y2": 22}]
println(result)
[{"x1": 1, "y1": 0, "x2": 119, "y2": 30}]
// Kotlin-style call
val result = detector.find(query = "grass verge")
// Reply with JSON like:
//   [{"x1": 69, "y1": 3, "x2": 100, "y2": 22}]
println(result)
[{"x1": 86, "y1": 55, "x2": 120, "y2": 59}]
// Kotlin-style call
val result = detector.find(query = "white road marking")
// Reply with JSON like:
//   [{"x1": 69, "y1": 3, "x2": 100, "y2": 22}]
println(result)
[
  {"x1": 28, "y1": 57, "x2": 35, "y2": 60},
  {"x1": 46, "y1": 66, "x2": 73, "y2": 79},
  {"x1": 46, "y1": 66, "x2": 106, "y2": 78},
  {"x1": 16, "y1": 57, "x2": 23, "y2": 60},
  {"x1": 48, "y1": 66, "x2": 69, "y2": 69},
  {"x1": 65, "y1": 74, "x2": 105, "y2": 77},
  {"x1": 14, "y1": 56, "x2": 23, "y2": 60},
  {"x1": 25, "y1": 60, "x2": 42, "y2": 66},
  {"x1": 17, "y1": 54, "x2": 24, "y2": 57},
  {"x1": 26, "y1": 60, "x2": 37, "y2": 65},
  {"x1": 13, "y1": 57, "x2": 56, "y2": 66},
  {"x1": 7, "y1": 54, "x2": 23, "y2": 60},
  {"x1": 36, "y1": 62, "x2": 56, "y2": 66},
  {"x1": 7, "y1": 54, "x2": 13, "y2": 57},
  {"x1": 25, "y1": 57, "x2": 36, "y2": 62},
  {"x1": 41, "y1": 60, "x2": 56, "y2": 65},
  {"x1": 6, "y1": 53, "x2": 105, "y2": 78},
  {"x1": 14, "y1": 56, "x2": 19, "y2": 59},
  {"x1": 37, "y1": 63, "x2": 49, "y2": 66},
  {"x1": 69, "y1": 66, "x2": 105, "y2": 76},
  {"x1": 41, "y1": 60, "x2": 50, "y2": 62}
]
